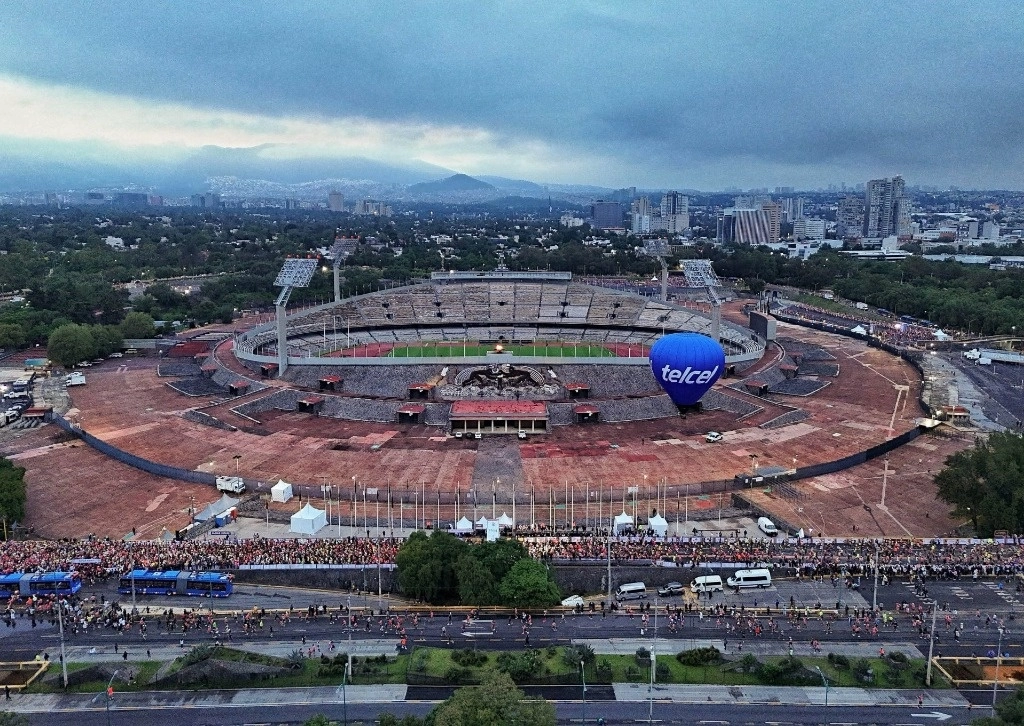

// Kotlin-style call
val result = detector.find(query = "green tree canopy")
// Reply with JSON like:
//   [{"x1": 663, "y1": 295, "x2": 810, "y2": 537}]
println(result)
[
  {"x1": 0, "y1": 458, "x2": 27, "y2": 531},
  {"x1": 497, "y1": 559, "x2": 561, "y2": 608},
  {"x1": 47, "y1": 323, "x2": 97, "y2": 367},
  {"x1": 429, "y1": 672, "x2": 556, "y2": 726},
  {"x1": 972, "y1": 686, "x2": 1024, "y2": 726},
  {"x1": 120, "y1": 311, "x2": 156, "y2": 339},
  {"x1": 0, "y1": 324, "x2": 25, "y2": 349},
  {"x1": 935, "y1": 432, "x2": 1024, "y2": 537}
]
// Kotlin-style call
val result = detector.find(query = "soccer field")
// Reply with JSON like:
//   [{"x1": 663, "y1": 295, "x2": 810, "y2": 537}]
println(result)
[{"x1": 386, "y1": 342, "x2": 619, "y2": 358}]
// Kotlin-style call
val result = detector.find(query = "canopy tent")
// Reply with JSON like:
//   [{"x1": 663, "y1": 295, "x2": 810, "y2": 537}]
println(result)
[
  {"x1": 455, "y1": 516, "x2": 473, "y2": 534},
  {"x1": 271, "y1": 479, "x2": 293, "y2": 503},
  {"x1": 195, "y1": 494, "x2": 239, "y2": 522},
  {"x1": 290, "y1": 503, "x2": 326, "y2": 535},
  {"x1": 934, "y1": 329, "x2": 952, "y2": 341},
  {"x1": 850, "y1": 325, "x2": 868, "y2": 335},
  {"x1": 613, "y1": 511, "x2": 634, "y2": 535},
  {"x1": 648, "y1": 513, "x2": 669, "y2": 537},
  {"x1": 496, "y1": 512, "x2": 514, "y2": 528},
  {"x1": 475, "y1": 516, "x2": 490, "y2": 530}
]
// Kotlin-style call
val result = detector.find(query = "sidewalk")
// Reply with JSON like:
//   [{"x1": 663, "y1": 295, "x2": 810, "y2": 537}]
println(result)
[
  {"x1": 574, "y1": 637, "x2": 925, "y2": 659},
  {"x1": 61, "y1": 637, "x2": 399, "y2": 663},
  {"x1": 613, "y1": 682, "x2": 970, "y2": 707}
]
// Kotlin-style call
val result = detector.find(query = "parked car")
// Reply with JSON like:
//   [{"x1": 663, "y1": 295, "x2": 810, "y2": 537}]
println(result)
[
  {"x1": 705, "y1": 431, "x2": 723, "y2": 443},
  {"x1": 657, "y1": 581, "x2": 685, "y2": 597},
  {"x1": 108, "y1": 352, "x2": 123, "y2": 358},
  {"x1": 560, "y1": 595, "x2": 585, "y2": 608}
]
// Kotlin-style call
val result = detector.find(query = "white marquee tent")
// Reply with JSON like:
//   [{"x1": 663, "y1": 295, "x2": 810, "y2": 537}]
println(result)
[
  {"x1": 475, "y1": 516, "x2": 490, "y2": 530},
  {"x1": 195, "y1": 494, "x2": 239, "y2": 522},
  {"x1": 648, "y1": 513, "x2": 669, "y2": 537},
  {"x1": 455, "y1": 516, "x2": 473, "y2": 534},
  {"x1": 613, "y1": 511, "x2": 634, "y2": 535},
  {"x1": 290, "y1": 503, "x2": 326, "y2": 535},
  {"x1": 497, "y1": 513, "x2": 514, "y2": 528},
  {"x1": 271, "y1": 479, "x2": 293, "y2": 503}
]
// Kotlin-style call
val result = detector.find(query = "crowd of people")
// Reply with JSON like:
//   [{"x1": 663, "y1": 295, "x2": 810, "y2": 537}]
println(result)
[
  {"x1": 0, "y1": 535, "x2": 401, "y2": 580},
  {"x1": 523, "y1": 535, "x2": 1024, "y2": 580},
  {"x1": 0, "y1": 533, "x2": 1023, "y2": 584}
]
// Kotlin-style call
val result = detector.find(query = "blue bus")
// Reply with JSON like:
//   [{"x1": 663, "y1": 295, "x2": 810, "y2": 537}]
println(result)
[
  {"x1": 117, "y1": 569, "x2": 234, "y2": 598},
  {"x1": 0, "y1": 571, "x2": 83, "y2": 598}
]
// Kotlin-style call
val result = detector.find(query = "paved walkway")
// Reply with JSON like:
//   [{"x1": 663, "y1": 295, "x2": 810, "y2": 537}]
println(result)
[
  {"x1": 62, "y1": 637, "x2": 399, "y2": 663},
  {"x1": 613, "y1": 683, "x2": 970, "y2": 707},
  {"x1": 575, "y1": 637, "x2": 925, "y2": 659}
]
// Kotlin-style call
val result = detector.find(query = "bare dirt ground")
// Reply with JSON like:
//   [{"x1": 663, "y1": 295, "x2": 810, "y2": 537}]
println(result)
[{"x1": 12, "y1": 302, "x2": 971, "y2": 538}]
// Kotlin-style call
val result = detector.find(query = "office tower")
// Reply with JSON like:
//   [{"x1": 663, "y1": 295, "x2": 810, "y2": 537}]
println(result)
[
  {"x1": 589, "y1": 201, "x2": 625, "y2": 230},
  {"x1": 328, "y1": 191, "x2": 345, "y2": 212},
  {"x1": 631, "y1": 197, "x2": 652, "y2": 234},
  {"x1": 836, "y1": 196, "x2": 864, "y2": 238},
  {"x1": 982, "y1": 221, "x2": 1000, "y2": 240},
  {"x1": 793, "y1": 197, "x2": 804, "y2": 220},
  {"x1": 793, "y1": 218, "x2": 825, "y2": 241},
  {"x1": 863, "y1": 175, "x2": 908, "y2": 237},
  {"x1": 191, "y1": 192, "x2": 221, "y2": 209},
  {"x1": 760, "y1": 201, "x2": 781, "y2": 243},
  {"x1": 717, "y1": 208, "x2": 773, "y2": 245},
  {"x1": 659, "y1": 191, "x2": 689, "y2": 233}
]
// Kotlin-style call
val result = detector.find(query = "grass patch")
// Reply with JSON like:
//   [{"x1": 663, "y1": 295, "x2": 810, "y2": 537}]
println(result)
[
  {"x1": 384, "y1": 342, "x2": 618, "y2": 358},
  {"x1": 28, "y1": 661, "x2": 163, "y2": 694}
]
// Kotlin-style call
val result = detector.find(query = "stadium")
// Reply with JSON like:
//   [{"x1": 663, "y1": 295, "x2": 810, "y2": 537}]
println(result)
[{"x1": 230, "y1": 268, "x2": 765, "y2": 433}]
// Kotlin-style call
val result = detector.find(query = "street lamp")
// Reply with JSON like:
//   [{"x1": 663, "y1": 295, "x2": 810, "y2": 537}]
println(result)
[
  {"x1": 581, "y1": 659, "x2": 587, "y2": 724},
  {"x1": 815, "y1": 666, "x2": 829, "y2": 707},
  {"x1": 993, "y1": 625, "x2": 1005, "y2": 710}
]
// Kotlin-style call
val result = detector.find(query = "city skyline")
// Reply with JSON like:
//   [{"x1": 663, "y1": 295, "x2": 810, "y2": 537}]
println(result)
[{"x1": 1, "y1": 2, "x2": 1023, "y2": 191}]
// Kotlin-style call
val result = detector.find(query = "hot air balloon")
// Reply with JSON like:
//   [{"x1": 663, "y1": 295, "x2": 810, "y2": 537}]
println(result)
[{"x1": 649, "y1": 333, "x2": 725, "y2": 406}]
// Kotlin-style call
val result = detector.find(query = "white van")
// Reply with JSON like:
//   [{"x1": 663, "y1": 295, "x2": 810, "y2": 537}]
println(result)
[
  {"x1": 757, "y1": 517, "x2": 778, "y2": 536},
  {"x1": 615, "y1": 582, "x2": 648, "y2": 601},
  {"x1": 65, "y1": 372, "x2": 87, "y2": 386},
  {"x1": 690, "y1": 575, "x2": 723, "y2": 593},
  {"x1": 727, "y1": 568, "x2": 772, "y2": 589}
]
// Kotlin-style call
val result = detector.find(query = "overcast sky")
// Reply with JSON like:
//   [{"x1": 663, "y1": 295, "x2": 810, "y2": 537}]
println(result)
[{"x1": 1, "y1": 1, "x2": 1022, "y2": 190}]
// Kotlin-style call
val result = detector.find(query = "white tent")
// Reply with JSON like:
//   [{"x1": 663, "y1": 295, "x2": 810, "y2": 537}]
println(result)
[
  {"x1": 850, "y1": 325, "x2": 868, "y2": 335},
  {"x1": 290, "y1": 503, "x2": 326, "y2": 535},
  {"x1": 497, "y1": 512, "x2": 514, "y2": 528},
  {"x1": 613, "y1": 511, "x2": 634, "y2": 535},
  {"x1": 934, "y1": 329, "x2": 952, "y2": 341},
  {"x1": 195, "y1": 494, "x2": 239, "y2": 522},
  {"x1": 648, "y1": 513, "x2": 669, "y2": 537},
  {"x1": 475, "y1": 516, "x2": 490, "y2": 530},
  {"x1": 271, "y1": 479, "x2": 293, "y2": 503},
  {"x1": 455, "y1": 516, "x2": 473, "y2": 534}
]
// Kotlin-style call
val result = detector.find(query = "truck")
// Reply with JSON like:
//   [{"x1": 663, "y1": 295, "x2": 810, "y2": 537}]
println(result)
[
  {"x1": 65, "y1": 372, "x2": 86, "y2": 386},
  {"x1": 855, "y1": 302, "x2": 868, "y2": 310},
  {"x1": 964, "y1": 348, "x2": 1024, "y2": 365},
  {"x1": 215, "y1": 476, "x2": 246, "y2": 494}
]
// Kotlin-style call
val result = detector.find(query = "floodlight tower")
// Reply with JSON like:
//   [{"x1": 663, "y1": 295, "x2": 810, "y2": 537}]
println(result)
[
  {"x1": 272, "y1": 258, "x2": 318, "y2": 375},
  {"x1": 641, "y1": 240, "x2": 672, "y2": 302},
  {"x1": 329, "y1": 240, "x2": 347, "y2": 303},
  {"x1": 680, "y1": 260, "x2": 724, "y2": 345}
]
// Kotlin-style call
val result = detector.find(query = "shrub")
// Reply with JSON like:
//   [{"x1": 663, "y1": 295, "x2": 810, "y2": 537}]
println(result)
[
  {"x1": 496, "y1": 649, "x2": 546, "y2": 683},
  {"x1": 595, "y1": 660, "x2": 613, "y2": 681},
  {"x1": 562, "y1": 644, "x2": 596, "y2": 668},
  {"x1": 655, "y1": 661, "x2": 671, "y2": 682},
  {"x1": 737, "y1": 654, "x2": 760, "y2": 673},
  {"x1": 827, "y1": 653, "x2": 850, "y2": 670},
  {"x1": 852, "y1": 658, "x2": 874, "y2": 684},
  {"x1": 625, "y1": 665, "x2": 641, "y2": 680},
  {"x1": 676, "y1": 646, "x2": 723, "y2": 667},
  {"x1": 181, "y1": 644, "x2": 214, "y2": 667},
  {"x1": 888, "y1": 651, "x2": 908, "y2": 663},
  {"x1": 635, "y1": 647, "x2": 651, "y2": 666},
  {"x1": 444, "y1": 666, "x2": 473, "y2": 684},
  {"x1": 451, "y1": 649, "x2": 488, "y2": 668}
]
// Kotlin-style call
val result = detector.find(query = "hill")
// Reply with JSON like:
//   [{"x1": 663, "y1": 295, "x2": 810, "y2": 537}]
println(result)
[{"x1": 407, "y1": 173, "x2": 495, "y2": 194}]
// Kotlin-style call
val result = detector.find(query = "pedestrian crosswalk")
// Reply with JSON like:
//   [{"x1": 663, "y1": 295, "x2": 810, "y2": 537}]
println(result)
[{"x1": 983, "y1": 581, "x2": 1021, "y2": 608}]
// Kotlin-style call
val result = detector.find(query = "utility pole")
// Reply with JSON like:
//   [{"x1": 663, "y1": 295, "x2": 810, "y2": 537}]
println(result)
[
  {"x1": 925, "y1": 604, "x2": 938, "y2": 686},
  {"x1": 993, "y1": 625, "x2": 1005, "y2": 710},
  {"x1": 872, "y1": 539, "x2": 879, "y2": 613},
  {"x1": 57, "y1": 599, "x2": 68, "y2": 687}
]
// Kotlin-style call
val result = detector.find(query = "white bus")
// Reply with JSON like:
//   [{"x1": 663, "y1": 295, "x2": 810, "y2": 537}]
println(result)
[
  {"x1": 726, "y1": 568, "x2": 772, "y2": 589},
  {"x1": 615, "y1": 582, "x2": 648, "y2": 601}
]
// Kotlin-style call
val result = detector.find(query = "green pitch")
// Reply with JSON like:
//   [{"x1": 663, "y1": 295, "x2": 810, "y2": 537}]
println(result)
[{"x1": 387, "y1": 342, "x2": 618, "y2": 358}]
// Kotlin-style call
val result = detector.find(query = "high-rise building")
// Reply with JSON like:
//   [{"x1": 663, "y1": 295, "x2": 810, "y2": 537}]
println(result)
[
  {"x1": 717, "y1": 208, "x2": 773, "y2": 245},
  {"x1": 793, "y1": 218, "x2": 825, "y2": 241},
  {"x1": 836, "y1": 196, "x2": 864, "y2": 238},
  {"x1": 191, "y1": 192, "x2": 221, "y2": 209},
  {"x1": 589, "y1": 201, "x2": 625, "y2": 230},
  {"x1": 659, "y1": 191, "x2": 689, "y2": 233},
  {"x1": 760, "y1": 201, "x2": 781, "y2": 243},
  {"x1": 328, "y1": 191, "x2": 345, "y2": 212},
  {"x1": 864, "y1": 176, "x2": 909, "y2": 237},
  {"x1": 630, "y1": 197, "x2": 652, "y2": 234}
]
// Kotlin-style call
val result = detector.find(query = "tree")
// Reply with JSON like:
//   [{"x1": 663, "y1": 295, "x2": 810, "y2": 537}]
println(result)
[
  {"x1": 430, "y1": 672, "x2": 556, "y2": 726},
  {"x1": 934, "y1": 432, "x2": 1024, "y2": 537},
  {"x1": 0, "y1": 712, "x2": 30, "y2": 726},
  {"x1": 302, "y1": 716, "x2": 332, "y2": 726},
  {"x1": 0, "y1": 324, "x2": 25, "y2": 349},
  {"x1": 0, "y1": 459, "x2": 27, "y2": 528},
  {"x1": 120, "y1": 311, "x2": 155, "y2": 339},
  {"x1": 497, "y1": 559, "x2": 560, "y2": 608},
  {"x1": 47, "y1": 324, "x2": 97, "y2": 367},
  {"x1": 972, "y1": 686, "x2": 1024, "y2": 726}
]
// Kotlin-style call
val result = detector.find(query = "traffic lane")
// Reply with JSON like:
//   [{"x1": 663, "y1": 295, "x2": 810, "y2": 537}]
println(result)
[{"x1": 23, "y1": 700, "x2": 983, "y2": 726}]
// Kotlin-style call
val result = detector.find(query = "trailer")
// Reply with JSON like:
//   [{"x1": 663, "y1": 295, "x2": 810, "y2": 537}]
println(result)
[{"x1": 964, "y1": 348, "x2": 1024, "y2": 365}]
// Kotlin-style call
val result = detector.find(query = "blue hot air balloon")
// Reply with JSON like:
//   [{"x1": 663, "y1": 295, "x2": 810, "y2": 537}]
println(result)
[{"x1": 649, "y1": 333, "x2": 726, "y2": 406}]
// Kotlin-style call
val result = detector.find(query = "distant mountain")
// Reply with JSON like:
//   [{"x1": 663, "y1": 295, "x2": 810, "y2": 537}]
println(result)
[
  {"x1": 407, "y1": 174, "x2": 495, "y2": 194},
  {"x1": 477, "y1": 175, "x2": 548, "y2": 196}
]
